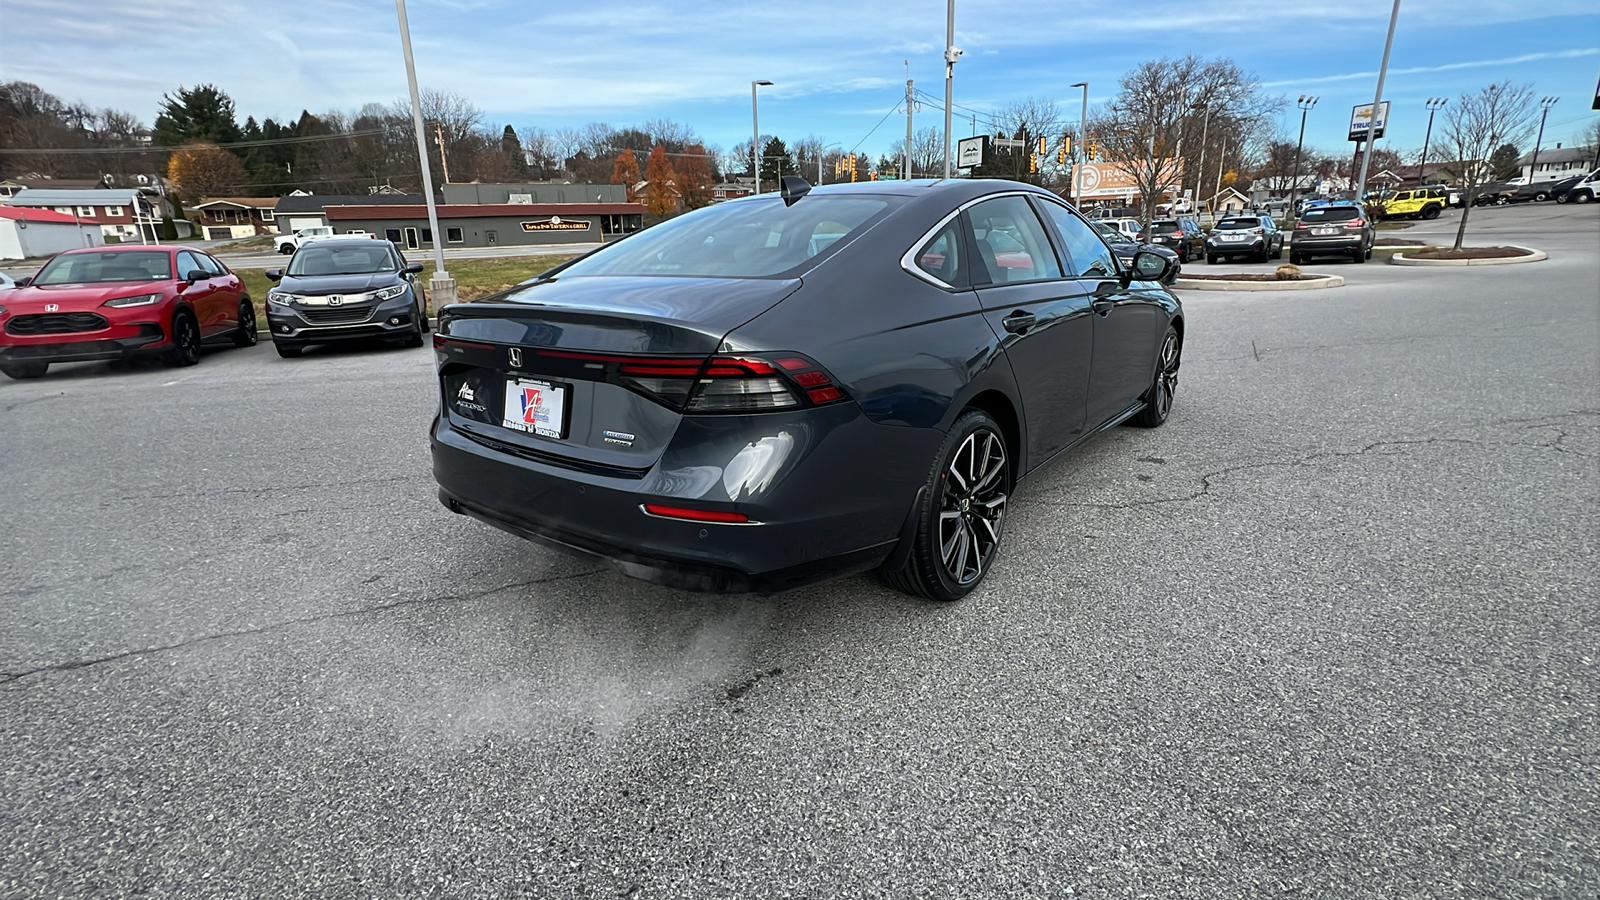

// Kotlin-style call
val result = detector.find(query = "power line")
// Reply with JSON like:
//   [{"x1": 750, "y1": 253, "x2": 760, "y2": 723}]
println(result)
[{"x1": 849, "y1": 97, "x2": 909, "y2": 155}]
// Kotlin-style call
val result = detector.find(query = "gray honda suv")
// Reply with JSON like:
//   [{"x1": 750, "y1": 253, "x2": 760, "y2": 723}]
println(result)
[{"x1": 264, "y1": 238, "x2": 427, "y2": 357}]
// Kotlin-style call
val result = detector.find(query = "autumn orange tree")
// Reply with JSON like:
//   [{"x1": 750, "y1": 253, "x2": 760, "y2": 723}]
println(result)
[
  {"x1": 611, "y1": 149, "x2": 641, "y2": 201},
  {"x1": 676, "y1": 144, "x2": 715, "y2": 209},
  {"x1": 167, "y1": 141, "x2": 248, "y2": 200},
  {"x1": 643, "y1": 145, "x2": 678, "y2": 216}
]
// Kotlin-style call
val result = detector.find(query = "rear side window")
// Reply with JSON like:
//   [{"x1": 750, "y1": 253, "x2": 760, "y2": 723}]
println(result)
[
  {"x1": 913, "y1": 218, "x2": 966, "y2": 287},
  {"x1": 966, "y1": 195, "x2": 1062, "y2": 284}
]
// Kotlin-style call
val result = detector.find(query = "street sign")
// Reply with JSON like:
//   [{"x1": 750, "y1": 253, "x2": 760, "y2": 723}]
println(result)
[
  {"x1": 993, "y1": 138, "x2": 1026, "y2": 149},
  {"x1": 956, "y1": 136, "x2": 988, "y2": 169},
  {"x1": 1348, "y1": 101, "x2": 1391, "y2": 142}
]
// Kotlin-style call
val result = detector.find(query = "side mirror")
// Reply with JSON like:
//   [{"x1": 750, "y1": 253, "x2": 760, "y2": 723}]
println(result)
[
  {"x1": 186, "y1": 269, "x2": 209, "y2": 283},
  {"x1": 1129, "y1": 250, "x2": 1172, "y2": 283},
  {"x1": 264, "y1": 268, "x2": 283, "y2": 282},
  {"x1": 404, "y1": 262, "x2": 424, "y2": 274},
  {"x1": 14, "y1": 276, "x2": 30, "y2": 287}
]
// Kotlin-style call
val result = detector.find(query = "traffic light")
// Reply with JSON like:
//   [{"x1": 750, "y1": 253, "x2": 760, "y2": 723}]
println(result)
[
  {"x1": 1036, "y1": 136, "x2": 1047, "y2": 155},
  {"x1": 848, "y1": 152, "x2": 857, "y2": 181},
  {"x1": 1029, "y1": 153, "x2": 1038, "y2": 174},
  {"x1": 870, "y1": 170, "x2": 877, "y2": 180},
  {"x1": 1088, "y1": 143, "x2": 1097, "y2": 161},
  {"x1": 1057, "y1": 143, "x2": 1067, "y2": 165}
]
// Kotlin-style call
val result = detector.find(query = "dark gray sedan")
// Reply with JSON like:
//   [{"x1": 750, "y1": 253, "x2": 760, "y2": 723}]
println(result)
[{"x1": 432, "y1": 179, "x2": 1183, "y2": 600}]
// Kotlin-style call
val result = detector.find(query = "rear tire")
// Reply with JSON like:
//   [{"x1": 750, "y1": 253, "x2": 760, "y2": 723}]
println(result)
[
  {"x1": 1290, "y1": 253, "x2": 1303, "y2": 265},
  {"x1": 1, "y1": 361, "x2": 48, "y2": 379},
  {"x1": 1207, "y1": 253, "x2": 1218, "y2": 265},
  {"x1": 1576, "y1": 191, "x2": 1593, "y2": 204},
  {"x1": 1270, "y1": 241, "x2": 1283, "y2": 260},
  {"x1": 164, "y1": 310, "x2": 201, "y2": 367},
  {"x1": 1130, "y1": 326, "x2": 1180, "y2": 429},
  {"x1": 879, "y1": 409, "x2": 1010, "y2": 602},
  {"x1": 1422, "y1": 204, "x2": 1441, "y2": 220}
]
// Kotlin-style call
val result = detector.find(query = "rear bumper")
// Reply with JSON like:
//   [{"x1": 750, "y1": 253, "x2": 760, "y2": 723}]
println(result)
[
  {"x1": 1290, "y1": 235, "x2": 1364, "y2": 255},
  {"x1": 430, "y1": 406, "x2": 937, "y2": 593}
]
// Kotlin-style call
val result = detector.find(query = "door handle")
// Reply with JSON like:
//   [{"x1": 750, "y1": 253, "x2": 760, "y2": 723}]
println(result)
[
  {"x1": 1001, "y1": 311, "x2": 1036, "y2": 334},
  {"x1": 1091, "y1": 297, "x2": 1116, "y2": 316}
]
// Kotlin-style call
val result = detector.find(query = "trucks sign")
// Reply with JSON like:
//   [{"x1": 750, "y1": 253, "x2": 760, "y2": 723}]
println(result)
[{"x1": 1348, "y1": 102, "x2": 1390, "y2": 142}]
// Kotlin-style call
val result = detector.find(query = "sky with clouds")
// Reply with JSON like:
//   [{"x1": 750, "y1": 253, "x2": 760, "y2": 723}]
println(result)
[{"x1": 2, "y1": 0, "x2": 1597, "y2": 162}]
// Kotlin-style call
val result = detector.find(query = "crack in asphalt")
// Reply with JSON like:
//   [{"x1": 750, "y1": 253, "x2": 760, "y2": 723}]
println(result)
[
  {"x1": 0, "y1": 569, "x2": 604, "y2": 687},
  {"x1": 0, "y1": 393, "x2": 66, "y2": 415},
  {"x1": 1018, "y1": 437, "x2": 1486, "y2": 511}
]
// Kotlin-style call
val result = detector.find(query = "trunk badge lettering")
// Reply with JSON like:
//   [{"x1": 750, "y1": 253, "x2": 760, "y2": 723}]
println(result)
[
  {"x1": 603, "y1": 430, "x2": 635, "y2": 447},
  {"x1": 457, "y1": 383, "x2": 475, "y2": 401},
  {"x1": 508, "y1": 348, "x2": 523, "y2": 368}
]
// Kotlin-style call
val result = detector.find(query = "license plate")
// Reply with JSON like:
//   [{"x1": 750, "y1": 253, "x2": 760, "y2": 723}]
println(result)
[
  {"x1": 501, "y1": 378, "x2": 567, "y2": 439},
  {"x1": 1223, "y1": 234, "x2": 1248, "y2": 241},
  {"x1": 1312, "y1": 227, "x2": 1339, "y2": 236}
]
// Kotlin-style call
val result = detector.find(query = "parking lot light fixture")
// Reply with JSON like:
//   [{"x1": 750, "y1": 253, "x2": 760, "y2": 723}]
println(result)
[
  {"x1": 752, "y1": 80, "x2": 773, "y2": 194},
  {"x1": 1291, "y1": 96, "x2": 1318, "y2": 223},
  {"x1": 1527, "y1": 97, "x2": 1559, "y2": 186},
  {"x1": 1072, "y1": 82, "x2": 1088, "y2": 207},
  {"x1": 394, "y1": 0, "x2": 453, "y2": 319},
  {"x1": 1419, "y1": 98, "x2": 1447, "y2": 187}
]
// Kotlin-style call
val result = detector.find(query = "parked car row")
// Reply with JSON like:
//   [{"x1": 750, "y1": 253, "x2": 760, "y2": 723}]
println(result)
[{"x1": 0, "y1": 237, "x2": 430, "y2": 379}]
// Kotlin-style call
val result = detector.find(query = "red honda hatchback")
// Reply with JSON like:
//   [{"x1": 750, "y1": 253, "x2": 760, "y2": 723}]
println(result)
[{"x1": 0, "y1": 245, "x2": 256, "y2": 379}]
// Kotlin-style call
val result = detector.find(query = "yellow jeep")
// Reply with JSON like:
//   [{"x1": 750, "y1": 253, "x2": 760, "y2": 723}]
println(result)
[{"x1": 1380, "y1": 187, "x2": 1448, "y2": 220}]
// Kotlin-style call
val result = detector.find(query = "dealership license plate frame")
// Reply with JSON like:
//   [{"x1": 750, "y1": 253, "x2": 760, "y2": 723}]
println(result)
[
  {"x1": 1312, "y1": 227, "x2": 1339, "y2": 236},
  {"x1": 501, "y1": 377, "x2": 570, "y2": 440}
]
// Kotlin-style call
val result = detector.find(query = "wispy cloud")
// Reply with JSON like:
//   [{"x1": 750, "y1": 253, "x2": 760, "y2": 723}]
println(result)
[{"x1": 1263, "y1": 48, "x2": 1600, "y2": 87}]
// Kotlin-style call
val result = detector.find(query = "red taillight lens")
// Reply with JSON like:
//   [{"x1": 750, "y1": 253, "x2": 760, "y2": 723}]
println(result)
[
  {"x1": 1294, "y1": 221, "x2": 1309, "y2": 230},
  {"x1": 1346, "y1": 219, "x2": 1366, "y2": 228},
  {"x1": 643, "y1": 504, "x2": 750, "y2": 524},
  {"x1": 1172, "y1": 230, "x2": 1184, "y2": 238},
  {"x1": 684, "y1": 353, "x2": 847, "y2": 414}
]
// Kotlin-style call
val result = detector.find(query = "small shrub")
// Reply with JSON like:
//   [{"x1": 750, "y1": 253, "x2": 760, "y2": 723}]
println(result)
[{"x1": 1274, "y1": 263, "x2": 1302, "y2": 280}]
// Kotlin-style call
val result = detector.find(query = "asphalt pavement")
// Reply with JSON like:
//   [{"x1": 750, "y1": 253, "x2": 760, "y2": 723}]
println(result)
[{"x1": 1, "y1": 202, "x2": 1596, "y2": 898}]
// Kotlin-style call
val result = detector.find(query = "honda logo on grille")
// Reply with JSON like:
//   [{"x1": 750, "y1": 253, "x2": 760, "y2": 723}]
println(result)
[
  {"x1": 327, "y1": 295, "x2": 343, "y2": 306},
  {"x1": 508, "y1": 348, "x2": 523, "y2": 368},
  {"x1": 44, "y1": 303, "x2": 59, "y2": 312}
]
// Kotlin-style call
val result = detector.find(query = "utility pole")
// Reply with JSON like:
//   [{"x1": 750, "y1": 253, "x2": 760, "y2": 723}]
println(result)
[
  {"x1": 394, "y1": 0, "x2": 452, "y2": 321},
  {"x1": 1418, "y1": 97, "x2": 1447, "y2": 186},
  {"x1": 1527, "y1": 97, "x2": 1559, "y2": 184},
  {"x1": 1290, "y1": 95, "x2": 1317, "y2": 221},
  {"x1": 1194, "y1": 102, "x2": 1212, "y2": 218},
  {"x1": 435, "y1": 124, "x2": 451, "y2": 184},
  {"x1": 905, "y1": 69, "x2": 915, "y2": 180},
  {"x1": 751, "y1": 80, "x2": 773, "y2": 194},
  {"x1": 1354, "y1": 0, "x2": 1402, "y2": 209},
  {"x1": 942, "y1": 0, "x2": 959, "y2": 178}
]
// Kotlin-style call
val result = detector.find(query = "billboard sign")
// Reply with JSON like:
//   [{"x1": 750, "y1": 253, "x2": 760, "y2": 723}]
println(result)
[
  {"x1": 1071, "y1": 160, "x2": 1185, "y2": 200},
  {"x1": 956, "y1": 136, "x2": 988, "y2": 169},
  {"x1": 1348, "y1": 101, "x2": 1391, "y2": 142}
]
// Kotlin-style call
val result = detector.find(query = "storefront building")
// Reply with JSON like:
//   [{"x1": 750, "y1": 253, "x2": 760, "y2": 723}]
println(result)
[{"x1": 325, "y1": 202, "x2": 644, "y2": 251}]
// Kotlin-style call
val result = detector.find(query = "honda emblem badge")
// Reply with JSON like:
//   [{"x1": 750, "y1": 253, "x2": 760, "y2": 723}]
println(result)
[
  {"x1": 509, "y1": 348, "x2": 523, "y2": 368},
  {"x1": 45, "y1": 303, "x2": 59, "y2": 312},
  {"x1": 328, "y1": 295, "x2": 343, "y2": 306}
]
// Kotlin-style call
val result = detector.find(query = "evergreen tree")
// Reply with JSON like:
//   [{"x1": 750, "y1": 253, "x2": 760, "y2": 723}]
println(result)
[
  {"x1": 152, "y1": 84, "x2": 242, "y2": 146},
  {"x1": 1489, "y1": 143, "x2": 1521, "y2": 181}
]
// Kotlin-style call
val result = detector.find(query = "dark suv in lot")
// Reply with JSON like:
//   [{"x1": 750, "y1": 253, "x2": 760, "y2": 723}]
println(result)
[
  {"x1": 1289, "y1": 205, "x2": 1374, "y2": 264},
  {"x1": 264, "y1": 238, "x2": 427, "y2": 358},
  {"x1": 1140, "y1": 216, "x2": 1205, "y2": 262}
]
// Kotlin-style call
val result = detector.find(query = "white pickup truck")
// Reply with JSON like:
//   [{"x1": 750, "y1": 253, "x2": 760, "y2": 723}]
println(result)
[{"x1": 274, "y1": 226, "x2": 374, "y2": 255}]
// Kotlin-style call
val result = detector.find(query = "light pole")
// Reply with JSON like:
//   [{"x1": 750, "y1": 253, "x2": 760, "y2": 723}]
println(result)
[
  {"x1": 942, "y1": 0, "x2": 960, "y2": 178},
  {"x1": 1290, "y1": 95, "x2": 1317, "y2": 219},
  {"x1": 1418, "y1": 97, "x2": 1447, "y2": 186},
  {"x1": 1071, "y1": 82, "x2": 1088, "y2": 207},
  {"x1": 1527, "y1": 96, "x2": 1559, "y2": 185},
  {"x1": 1192, "y1": 100, "x2": 1211, "y2": 217},
  {"x1": 751, "y1": 80, "x2": 773, "y2": 194},
  {"x1": 394, "y1": 0, "x2": 452, "y2": 320},
  {"x1": 819, "y1": 141, "x2": 842, "y2": 185},
  {"x1": 1354, "y1": 0, "x2": 1402, "y2": 210}
]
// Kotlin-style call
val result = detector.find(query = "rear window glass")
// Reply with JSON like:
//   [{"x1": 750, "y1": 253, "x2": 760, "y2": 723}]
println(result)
[
  {"x1": 1150, "y1": 221, "x2": 1182, "y2": 233},
  {"x1": 1301, "y1": 207, "x2": 1360, "y2": 222},
  {"x1": 32, "y1": 250, "x2": 173, "y2": 284},
  {"x1": 559, "y1": 195, "x2": 897, "y2": 278},
  {"x1": 1215, "y1": 218, "x2": 1260, "y2": 229}
]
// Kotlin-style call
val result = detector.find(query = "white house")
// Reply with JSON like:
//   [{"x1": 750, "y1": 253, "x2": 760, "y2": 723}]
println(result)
[
  {"x1": 0, "y1": 207, "x2": 104, "y2": 260},
  {"x1": 2, "y1": 187, "x2": 171, "y2": 242},
  {"x1": 1516, "y1": 145, "x2": 1597, "y2": 184}
]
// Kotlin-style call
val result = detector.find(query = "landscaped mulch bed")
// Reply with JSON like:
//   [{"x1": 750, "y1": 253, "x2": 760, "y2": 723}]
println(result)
[
  {"x1": 1405, "y1": 246, "x2": 1532, "y2": 260},
  {"x1": 1178, "y1": 273, "x2": 1330, "y2": 282},
  {"x1": 1375, "y1": 238, "x2": 1428, "y2": 247}
]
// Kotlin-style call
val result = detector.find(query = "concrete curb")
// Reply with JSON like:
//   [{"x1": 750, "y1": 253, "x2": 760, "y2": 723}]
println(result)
[
  {"x1": 1388, "y1": 245, "x2": 1547, "y2": 266},
  {"x1": 1174, "y1": 274, "x2": 1344, "y2": 292}
]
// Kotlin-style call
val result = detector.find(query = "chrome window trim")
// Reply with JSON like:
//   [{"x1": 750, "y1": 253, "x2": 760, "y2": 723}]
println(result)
[{"x1": 898, "y1": 190, "x2": 1044, "y2": 291}]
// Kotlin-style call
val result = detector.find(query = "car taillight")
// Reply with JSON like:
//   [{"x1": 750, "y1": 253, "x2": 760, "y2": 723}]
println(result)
[
  {"x1": 1346, "y1": 219, "x2": 1366, "y2": 228},
  {"x1": 684, "y1": 353, "x2": 848, "y2": 412},
  {"x1": 1252, "y1": 228, "x2": 1265, "y2": 235},
  {"x1": 1171, "y1": 230, "x2": 1184, "y2": 238},
  {"x1": 1294, "y1": 221, "x2": 1309, "y2": 230}
]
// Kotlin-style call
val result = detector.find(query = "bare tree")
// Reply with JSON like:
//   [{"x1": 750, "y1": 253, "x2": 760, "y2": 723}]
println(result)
[
  {"x1": 885, "y1": 127, "x2": 946, "y2": 179},
  {"x1": 1440, "y1": 81, "x2": 1536, "y2": 250}
]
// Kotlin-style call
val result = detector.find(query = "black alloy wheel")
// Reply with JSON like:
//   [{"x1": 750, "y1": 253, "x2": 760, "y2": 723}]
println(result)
[
  {"x1": 1, "y1": 361, "x2": 48, "y2": 379},
  {"x1": 1130, "y1": 326, "x2": 1180, "y2": 429},
  {"x1": 232, "y1": 299, "x2": 258, "y2": 348},
  {"x1": 881, "y1": 410, "x2": 1010, "y2": 601},
  {"x1": 164, "y1": 311, "x2": 201, "y2": 367}
]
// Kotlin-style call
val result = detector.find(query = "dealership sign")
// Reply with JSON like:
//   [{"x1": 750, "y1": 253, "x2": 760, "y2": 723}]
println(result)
[
  {"x1": 521, "y1": 216, "x2": 590, "y2": 232},
  {"x1": 1348, "y1": 102, "x2": 1390, "y2": 142},
  {"x1": 956, "y1": 136, "x2": 988, "y2": 169},
  {"x1": 1071, "y1": 160, "x2": 1185, "y2": 200}
]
